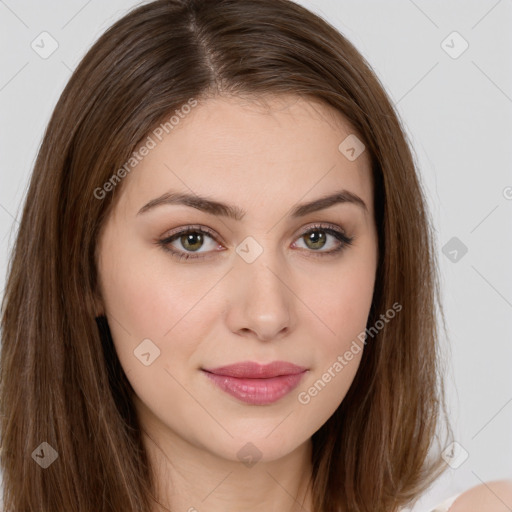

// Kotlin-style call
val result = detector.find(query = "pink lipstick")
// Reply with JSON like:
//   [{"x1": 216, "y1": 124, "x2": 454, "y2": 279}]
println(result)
[{"x1": 202, "y1": 361, "x2": 308, "y2": 405}]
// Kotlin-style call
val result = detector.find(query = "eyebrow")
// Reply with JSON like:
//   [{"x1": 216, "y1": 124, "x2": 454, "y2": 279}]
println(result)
[{"x1": 137, "y1": 189, "x2": 368, "y2": 220}]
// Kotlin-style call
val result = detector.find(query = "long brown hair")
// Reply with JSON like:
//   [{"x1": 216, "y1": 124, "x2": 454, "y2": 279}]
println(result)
[{"x1": 0, "y1": 0, "x2": 454, "y2": 510}]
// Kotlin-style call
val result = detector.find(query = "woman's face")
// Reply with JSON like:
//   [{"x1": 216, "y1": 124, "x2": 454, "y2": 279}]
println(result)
[{"x1": 96, "y1": 94, "x2": 378, "y2": 463}]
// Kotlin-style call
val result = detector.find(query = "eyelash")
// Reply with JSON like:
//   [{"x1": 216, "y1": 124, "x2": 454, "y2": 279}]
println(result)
[{"x1": 156, "y1": 223, "x2": 354, "y2": 262}]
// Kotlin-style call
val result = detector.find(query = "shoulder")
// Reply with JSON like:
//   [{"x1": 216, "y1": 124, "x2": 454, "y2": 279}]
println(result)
[{"x1": 449, "y1": 479, "x2": 512, "y2": 512}]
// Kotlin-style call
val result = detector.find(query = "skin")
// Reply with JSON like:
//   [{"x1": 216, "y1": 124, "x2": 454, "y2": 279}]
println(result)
[
  {"x1": 95, "y1": 93, "x2": 379, "y2": 512},
  {"x1": 450, "y1": 479, "x2": 512, "y2": 512}
]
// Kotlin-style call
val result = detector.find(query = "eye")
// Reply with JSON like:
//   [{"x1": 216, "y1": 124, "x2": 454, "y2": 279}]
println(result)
[
  {"x1": 156, "y1": 223, "x2": 354, "y2": 262},
  {"x1": 292, "y1": 223, "x2": 354, "y2": 257},
  {"x1": 157, "y1": 225, "x2": 221, "y2": 261}
]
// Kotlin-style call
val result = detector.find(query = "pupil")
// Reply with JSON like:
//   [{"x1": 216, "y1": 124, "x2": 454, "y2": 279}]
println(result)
[
  {"x1": 307, "y1": 230, "x2": 326, "y2": 249},
  {"x1": 182, "y1": 233, "x2": 203, "y2": 251}
]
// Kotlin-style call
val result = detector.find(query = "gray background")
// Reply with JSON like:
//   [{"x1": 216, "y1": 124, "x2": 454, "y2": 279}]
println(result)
[{"x1": 1, "y1": 1, "x2": 511, "y2": 510}]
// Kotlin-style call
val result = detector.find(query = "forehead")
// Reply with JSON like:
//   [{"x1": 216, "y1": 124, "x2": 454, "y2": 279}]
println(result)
[{"x1": 116, "y1": 93, "x2": 373, "y2": 219}]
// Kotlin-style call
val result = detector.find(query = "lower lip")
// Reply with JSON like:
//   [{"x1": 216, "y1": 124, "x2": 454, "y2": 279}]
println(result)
[{"x1": 202, "y1": 370, "x2": 307, "y2": 405}]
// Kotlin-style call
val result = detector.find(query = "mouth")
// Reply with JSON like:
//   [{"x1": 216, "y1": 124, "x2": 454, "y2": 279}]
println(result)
[{"x1": 201, "y1": 361, "x2": 309, "y2": 405}]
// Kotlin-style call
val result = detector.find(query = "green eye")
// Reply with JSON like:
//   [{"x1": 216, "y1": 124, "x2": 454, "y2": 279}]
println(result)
[{"x1": 157, "y1": 223, "x2": 354, "y2": 262}]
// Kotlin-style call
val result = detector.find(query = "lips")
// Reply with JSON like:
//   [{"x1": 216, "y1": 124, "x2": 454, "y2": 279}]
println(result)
[
  {"x1": 201, "y1": 361, "x2": 309, "y2": 405},
  {"x1": 202, "y1": 360, "x2": 308, "y2": 378}
]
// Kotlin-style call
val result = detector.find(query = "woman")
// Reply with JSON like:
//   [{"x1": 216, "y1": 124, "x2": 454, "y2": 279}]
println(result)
[{"x1": 1, "y1": 0, "x2": 510, "y2": 511}]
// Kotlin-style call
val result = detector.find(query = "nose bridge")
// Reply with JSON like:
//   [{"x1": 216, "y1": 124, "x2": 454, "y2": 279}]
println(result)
[
  {"x1": 228, "y1": 234, "x2": 293, "y2": 338},
  {"x1": 237, "y1": 234, "x2": 286, "y2": 299}
]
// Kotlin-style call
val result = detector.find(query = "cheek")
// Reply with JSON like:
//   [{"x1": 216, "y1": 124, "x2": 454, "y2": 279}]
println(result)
[
  {"x1": 298, "y1": 250, "x2": 376, "y2": 410},
  {"x1": 314, "y1": 256, "x2": 376, "y2": 347},
  {"x1": 99, "y1": 239, "x2": 209, "y2": 339},
  {"x1": 97, "y1": 236, "x2": 221, "y2": 384},
  {"x1": 295, "y1": 267, "x2": 372, "y2": 422},
  {"x1": 98, "y1": 254, "x2": 216, "y2": 415}
]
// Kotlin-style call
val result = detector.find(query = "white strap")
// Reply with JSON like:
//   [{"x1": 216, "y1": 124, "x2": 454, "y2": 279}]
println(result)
[{"x1": 429, "y1": 492, "x2": 463, "y2": 512}]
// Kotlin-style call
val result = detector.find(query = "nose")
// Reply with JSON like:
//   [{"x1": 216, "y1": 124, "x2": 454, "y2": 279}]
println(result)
[{"x1": 224, "y1": 244, "x2": 295, "y2": 342}]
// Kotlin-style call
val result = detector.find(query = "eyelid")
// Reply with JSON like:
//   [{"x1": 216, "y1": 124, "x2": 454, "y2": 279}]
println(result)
[
  {"x1": 161, "y1": 224, "x2": 222, "y2": 244},
  {"x1": 160, "y1": 222, "x2": 348, "y2": 242}
]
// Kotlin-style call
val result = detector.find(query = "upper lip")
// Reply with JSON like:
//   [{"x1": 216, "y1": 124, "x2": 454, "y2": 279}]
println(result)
[{"x1": 202, "y1": 361, "x2": 308, "y2": 379}]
